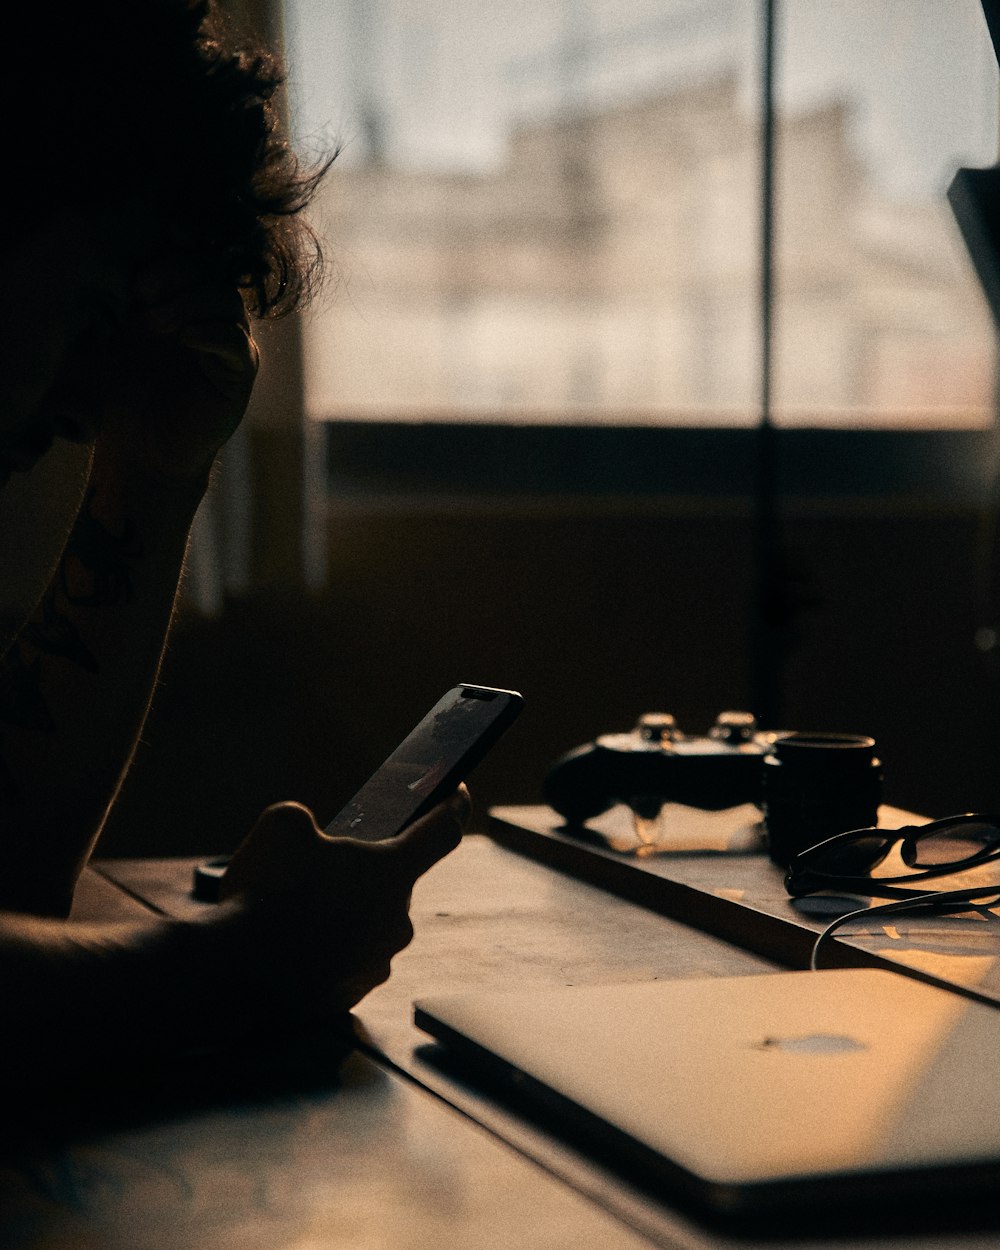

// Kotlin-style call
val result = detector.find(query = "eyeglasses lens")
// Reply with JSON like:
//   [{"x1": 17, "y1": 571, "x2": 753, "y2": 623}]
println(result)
[
  {"x1": 807, "y1": 833, "x2": 893, "y2": 876},
  {"x1": 909, "y1": 821, "x2": 1000, "y2": 868}
]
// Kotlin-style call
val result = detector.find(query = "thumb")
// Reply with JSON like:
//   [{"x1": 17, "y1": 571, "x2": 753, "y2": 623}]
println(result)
[{"x1": 388, "y1": 787, "x2": 470, "y2": 881}]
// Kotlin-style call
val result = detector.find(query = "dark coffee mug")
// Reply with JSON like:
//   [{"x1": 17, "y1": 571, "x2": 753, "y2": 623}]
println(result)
[{"x1": 761, "y1": 732, "x2": 882, "y2": 866}]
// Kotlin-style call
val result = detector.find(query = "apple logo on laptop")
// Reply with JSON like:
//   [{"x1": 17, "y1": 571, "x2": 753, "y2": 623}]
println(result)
[{"x1": 756, "y1": 1033, "x2": 867, "y2": 1055}]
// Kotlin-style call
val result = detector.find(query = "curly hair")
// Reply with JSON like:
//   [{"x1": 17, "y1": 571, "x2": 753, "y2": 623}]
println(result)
[{"x1": 15, "y1": 0, "x2": 331, "y2": 317}]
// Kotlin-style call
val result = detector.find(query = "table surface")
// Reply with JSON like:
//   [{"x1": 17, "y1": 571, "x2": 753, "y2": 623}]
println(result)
[
  {"x1": 489, "y1": 804, "x2": 1000, "y2": 1006},
  {"x1": 3, "y1": 832, "x2": 999, "y2": 1250}
]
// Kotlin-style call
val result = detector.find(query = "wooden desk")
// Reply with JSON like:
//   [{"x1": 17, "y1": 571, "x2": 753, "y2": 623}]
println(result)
[
  {"x1": 1, "y1": 836, "x2": 994, "y2": 1250},
  {"x1": 489, "y1": 805, "x2": 1000, "y2": 1007}
]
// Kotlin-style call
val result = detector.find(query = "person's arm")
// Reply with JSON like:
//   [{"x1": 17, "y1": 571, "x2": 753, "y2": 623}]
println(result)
[
  {"x1": 0, "y1": 259, "x2": 257, "y2": 916},
  {"x1": 0, "y1": 794, "x2": 467, "y2": 1094},
  {"x1": 0, "y1": 457, "x2": 211, "y2": 915}
]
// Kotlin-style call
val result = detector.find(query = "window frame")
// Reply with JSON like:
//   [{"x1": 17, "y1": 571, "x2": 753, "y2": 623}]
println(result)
[{"x1": 323, "y1": 422, "x2": 1000, "y2": 514}]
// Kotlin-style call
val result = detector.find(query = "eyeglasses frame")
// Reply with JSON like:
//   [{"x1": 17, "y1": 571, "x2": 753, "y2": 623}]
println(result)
[
  {"x1": 809, "y1": 884, "x2": 1000, "y2": 970},
  {"x1": 785, "y1": 813, "x2": 1000, "y2": 900}
]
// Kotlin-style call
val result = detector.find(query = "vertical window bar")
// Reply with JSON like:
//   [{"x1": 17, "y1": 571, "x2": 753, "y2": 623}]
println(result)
[{"x1": 752, "y1": 0, "x2": 783, "y2": 727}]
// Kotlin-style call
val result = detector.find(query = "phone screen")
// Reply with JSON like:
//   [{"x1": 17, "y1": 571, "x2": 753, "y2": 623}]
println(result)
[{"x1": 324, "y1": 685, "x2": 522, "y2": 842}]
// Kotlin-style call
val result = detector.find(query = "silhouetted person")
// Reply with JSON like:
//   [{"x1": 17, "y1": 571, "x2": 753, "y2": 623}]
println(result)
[{"x1": 0, "y1": 0, "x2": 466, "y2": 1085}]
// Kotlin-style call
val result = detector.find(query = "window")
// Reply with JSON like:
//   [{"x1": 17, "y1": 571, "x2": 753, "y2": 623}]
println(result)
[
  {"x1": 285, "y1": 0, "x2": 997, "y2": 434},
  {"x1": 774, "y1": 2, "x2": 997, "y2": 427}
]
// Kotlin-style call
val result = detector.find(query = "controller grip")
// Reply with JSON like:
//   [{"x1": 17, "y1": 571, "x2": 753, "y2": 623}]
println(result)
[{"x1": 543, "y1": 745, "x2": 613, "y2": 823}]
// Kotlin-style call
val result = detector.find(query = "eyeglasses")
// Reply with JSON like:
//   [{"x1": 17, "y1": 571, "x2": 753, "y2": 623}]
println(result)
[
  {"x1": 785, "y1": 813, "x2": 1000, "y2": 899},
  {"x1": 784, "y1": 814, "x2": 1000, "y2": 970}
]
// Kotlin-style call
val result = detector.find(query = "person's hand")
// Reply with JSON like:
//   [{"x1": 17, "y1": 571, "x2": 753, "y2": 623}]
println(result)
[
  {"x1": 49, "y1": 252, "x2": 259, "y2": 491},
  {"x1": 217, "y1": 788, "x2": 469, "y2": 1020}
]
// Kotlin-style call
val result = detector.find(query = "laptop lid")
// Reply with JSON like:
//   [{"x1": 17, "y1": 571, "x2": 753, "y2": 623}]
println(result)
[{"x1": 415, "y1": 970, "x2": 1000, "y2": 1224}]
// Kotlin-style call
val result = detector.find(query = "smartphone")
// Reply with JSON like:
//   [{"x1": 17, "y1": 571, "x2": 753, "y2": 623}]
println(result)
[
  {"x1": 192, "y1": 684, "x2": 523, "y2": 900},
  {"x1": 323, "y1": 683, "x2": 523, "y2": 841}
]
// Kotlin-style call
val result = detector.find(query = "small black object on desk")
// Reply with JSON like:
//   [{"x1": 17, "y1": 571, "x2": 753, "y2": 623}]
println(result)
[{"x1": 191, "y1": 855, "x2": 231, "y2": 902}]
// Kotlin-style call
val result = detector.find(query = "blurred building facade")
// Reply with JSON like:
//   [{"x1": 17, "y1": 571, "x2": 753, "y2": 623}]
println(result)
[{"x1": 305, "y1": 75, "x2": 995, "y2": 426}]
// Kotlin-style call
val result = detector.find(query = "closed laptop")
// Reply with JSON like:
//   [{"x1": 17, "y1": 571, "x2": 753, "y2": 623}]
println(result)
[{"x1": 415, "y1": 969, "x2": 1000, "y2": 1224}]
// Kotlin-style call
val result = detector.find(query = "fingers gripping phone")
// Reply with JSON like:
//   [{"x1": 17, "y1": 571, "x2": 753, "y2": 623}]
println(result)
[{"x1": 193, "y1": 684, "x2": 523, "y2": 899}]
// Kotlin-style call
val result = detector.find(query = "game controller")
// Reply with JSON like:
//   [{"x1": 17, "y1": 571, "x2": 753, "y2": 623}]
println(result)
[{"x1": 543, "y1": 711, "x2": 780, "y2": 824}]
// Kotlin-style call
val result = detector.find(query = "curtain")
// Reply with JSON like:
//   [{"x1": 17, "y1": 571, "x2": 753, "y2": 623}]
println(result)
[{"x1": 186, "y1": 0, "x2": 327, "y2": 612}]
